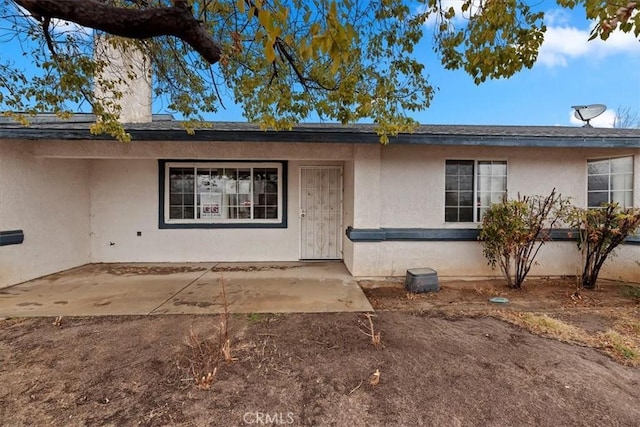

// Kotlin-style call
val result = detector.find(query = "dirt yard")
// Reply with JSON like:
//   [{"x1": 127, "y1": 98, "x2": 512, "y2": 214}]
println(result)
[{"x1": 1, "y1": 278, "x2": 639, "y2": 426}]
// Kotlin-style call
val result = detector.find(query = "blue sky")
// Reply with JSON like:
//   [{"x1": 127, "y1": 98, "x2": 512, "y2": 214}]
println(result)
[
  {"x1": 414, "y1": 4, "x2": 640, "y2": 127},
  {"x1": 3, "y1": 2, "x2": 639, "y2": 128}
]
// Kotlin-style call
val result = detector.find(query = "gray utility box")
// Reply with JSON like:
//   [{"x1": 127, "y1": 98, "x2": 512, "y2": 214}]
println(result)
[{"x1": 405, "y1": 268, "x2": 440, "y2": 293}]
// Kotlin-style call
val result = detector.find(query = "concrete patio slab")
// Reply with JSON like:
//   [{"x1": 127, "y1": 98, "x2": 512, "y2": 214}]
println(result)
[
  {"x1": 0, "y1": 263, "x2": 214, "y2": 317},
  {"x1": 153, "y1": 274, "x2": 369, "y2": 314},
  {"x1": 0, "y1": 262, "x2": 372, "y2": 317}
]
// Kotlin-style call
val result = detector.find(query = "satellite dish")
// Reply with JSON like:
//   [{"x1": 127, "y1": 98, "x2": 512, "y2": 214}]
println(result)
[{"x1": 571, "y1": 104, "x2": 606, "y2": 127}]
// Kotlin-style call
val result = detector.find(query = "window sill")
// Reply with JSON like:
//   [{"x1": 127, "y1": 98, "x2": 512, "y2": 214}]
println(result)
[{"x1": 159, "y1": 221, "x2": 287, "y2": 229}]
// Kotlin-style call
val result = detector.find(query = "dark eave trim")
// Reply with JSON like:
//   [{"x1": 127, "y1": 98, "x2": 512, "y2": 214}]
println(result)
[
  {"x1": 0, "y1": 229, "x2": 24, "y2": 246},
  {"x1": 2, "y1": 126, "x2": 640, "y2": 148},
  {"x1": 345, "y1": 227, "x2": 640, "y2": 245},
  {"x1": 345, "y1": 227, "x2": 480, "y2": 241}
]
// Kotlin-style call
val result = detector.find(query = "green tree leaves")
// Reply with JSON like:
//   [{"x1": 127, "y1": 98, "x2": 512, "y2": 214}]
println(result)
[
  {"x1": 556, "y1": 0, "x2": 640, "y2": 39},
  {"x1": 429, "y1": 0, "x2": 546, "y2": 84}
]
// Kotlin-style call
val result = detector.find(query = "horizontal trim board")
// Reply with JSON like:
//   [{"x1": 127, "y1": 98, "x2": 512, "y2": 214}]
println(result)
[
  {"x1": 0, "y1": 229, "x2": 24, "y2": 246},
  {"x1": 345, "y1": 227, "x2": 480, "y2": 242},
  {"x1": 346, "y1": 227, "x2": 639, "y2": 245},
  {"x1": 626, "y1": 235, "x2": 640, "y2": 245},
  {"x1": 158, "y1": 222, "x2": 287, "y2": 230}
]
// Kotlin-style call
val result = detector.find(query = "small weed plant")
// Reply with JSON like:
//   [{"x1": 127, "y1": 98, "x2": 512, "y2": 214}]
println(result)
[
  {"x1": 599, "y1": 331, "x2": 639, "y2": 362},
  {"x1": 621, "y1": 284, "x2": 640, "y2": 303},
  {"x1": 247, "y1": 312, "x2": 264, "y2": 323},
  {"x1": 358, "y1": 313, "x2": 382, "y2": 346}
]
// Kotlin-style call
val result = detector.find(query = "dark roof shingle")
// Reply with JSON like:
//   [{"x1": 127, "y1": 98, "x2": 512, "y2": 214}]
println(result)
[{"x1": 1, "y1": 113, "x2": 640, "y2": 147}]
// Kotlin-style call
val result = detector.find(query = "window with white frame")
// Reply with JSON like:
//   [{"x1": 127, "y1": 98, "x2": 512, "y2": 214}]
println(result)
[
  {"x1": 163, "y1": 161, "x2": 284, "y2": 226},
  {"x1": 445, "y1": 160, "x2": 507, "y2": 222},
  {"x1": 587, "y1": 156, "x2": 634, "y2": 208}
]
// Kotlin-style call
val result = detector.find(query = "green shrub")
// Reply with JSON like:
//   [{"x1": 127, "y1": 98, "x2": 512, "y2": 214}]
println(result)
[
  {"x1": 568, "y1": 204, "x2": 640, "y2": 290},
  {"x1": 479, "y1": 189, "x2": 570, "y2": 289}
]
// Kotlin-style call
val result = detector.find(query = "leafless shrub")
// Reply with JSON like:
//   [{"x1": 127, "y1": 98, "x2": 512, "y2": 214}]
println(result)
[
  {"x1": 369, "y1": 368, "x2": 381, "y2": 386},
  {"x1": 184, "y1": 276, "x2": 235, "y2": 389},
  {"x1": 186, "y1": 324, "x2": 220, "y2": 390},
  {"x1": 358, "y1": 313, "x2": 382, "y2": 346},
  {"x1": 53, "y1": 316, "x2": 63, "y2": 327}
]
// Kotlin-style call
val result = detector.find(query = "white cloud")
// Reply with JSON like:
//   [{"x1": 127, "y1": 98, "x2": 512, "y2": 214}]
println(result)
[
  {"x1": 568, "y1": 108, "x2": 616, "y2": 128},
  {"x1": 544, "y1": 8, "x2": 572, "y2": 27},
  {"x1": 419, "y1": 3, "x2": 638, "y2": 67},
  {"x1": 420, "y1": 0, "x2": 479, "y2": 28},
  {"x1": 538, "y1": 12, "x2": 640, "y2": 67},
  {"x1": 17, "y1": 5, "x2": 92, "y2": 40},
  {"x1": 50, "y1": 19, "x2": 92, "y2": 39}
]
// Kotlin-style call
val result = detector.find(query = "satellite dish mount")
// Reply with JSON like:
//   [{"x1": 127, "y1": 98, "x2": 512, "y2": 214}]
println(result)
[{"x1": 571, "y1": 104, "x2": 606, "y2": 127}]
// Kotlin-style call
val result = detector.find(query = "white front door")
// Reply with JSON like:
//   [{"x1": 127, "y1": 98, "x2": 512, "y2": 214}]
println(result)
[{"x1": 299, "y1": 166, "x2": 343, "y2": 259}]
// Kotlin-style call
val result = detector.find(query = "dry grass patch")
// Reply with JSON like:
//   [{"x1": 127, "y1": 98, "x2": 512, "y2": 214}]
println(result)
[
  {"x1": 495, "y1": 311, "x2": 590, "y2": 344},
  {"x1": 493, "y1": 310, "x2": 640, "y2": 366},
  {"x1": 598, "y1": 331, "x2": 639, "y2": 363},
  {"x1": 613, "y1": 309, "x2": 640, "y2": 335},
  {"x1": 620, "y1": 284, "x2": 640, "y2": 302}
]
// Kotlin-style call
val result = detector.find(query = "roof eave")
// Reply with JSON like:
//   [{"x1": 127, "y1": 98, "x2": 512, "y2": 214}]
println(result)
[{"x1": 1, "y1": 126, "x2": 640, "y2": 148}]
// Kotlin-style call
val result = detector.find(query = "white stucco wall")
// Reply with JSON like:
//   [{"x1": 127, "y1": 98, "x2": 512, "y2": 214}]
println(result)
[
  {"x1": 5, "y1": 138, "x2": 640, "y2": 284},
  {"x1": 84, "y1": 143, "x2": 353, "y2": 264},
  {"x1": 349, "y1": 240, "x2": 581, "y2": 278},
  {"x1": 349, "y1": 145, "x2": 640, "y2": 281},
  {"x1": 90, "y1": 159, "x2": 289, "y2": 262},
  {"x1": 342, "y1": 160, "x2": 355, "y2": 274},
  {"x1": 600, "y1": 245, "x2": 640, "y2": 283},
  {"x1": 378, "y1": 145, "x2": 594, "y2": 228},
  {"x1": 353, "y1": 145, "x2": 382, "y2": 228},
  {"x1": 0, "y1": 141, "x2": 91, "y2": 287}
]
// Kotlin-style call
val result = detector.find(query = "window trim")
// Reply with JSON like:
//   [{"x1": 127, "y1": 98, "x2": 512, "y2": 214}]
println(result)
[
  {"x1": 158, "y1": 160, "x2": 288, "y2": 229},
  {"x1": 586, "y1": 156, "x2": 634, "y2": 209},
  {"x1": 444, "y1": 159, "x2": 508, "y2": 223}
]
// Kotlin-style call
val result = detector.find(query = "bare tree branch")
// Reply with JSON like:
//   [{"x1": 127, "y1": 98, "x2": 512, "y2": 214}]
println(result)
[
  {"x1": 12, "y1": 0, "x2": 222, "y2": 63},
  {"x1": 602, "y1": 2, "x2": 638, "y2": 34},
  {"x1": 41, "y1": 15, "x2": 55, "y2": 55}
]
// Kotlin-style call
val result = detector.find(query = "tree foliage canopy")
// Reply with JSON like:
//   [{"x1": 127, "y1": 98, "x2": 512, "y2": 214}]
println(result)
[{"x1": 1, "y1": 0, "x2": 638, "y2": 141}]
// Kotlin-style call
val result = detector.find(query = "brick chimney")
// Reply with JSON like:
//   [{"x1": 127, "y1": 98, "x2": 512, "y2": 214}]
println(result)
[{"x1": 93, "y1": 36, "x2": 152, "y2": 123}]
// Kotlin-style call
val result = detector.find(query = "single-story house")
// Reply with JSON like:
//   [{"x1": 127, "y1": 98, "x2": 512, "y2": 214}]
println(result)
[{"x1": 1, "y1": 113, "x2": 639, "y2": 287}]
